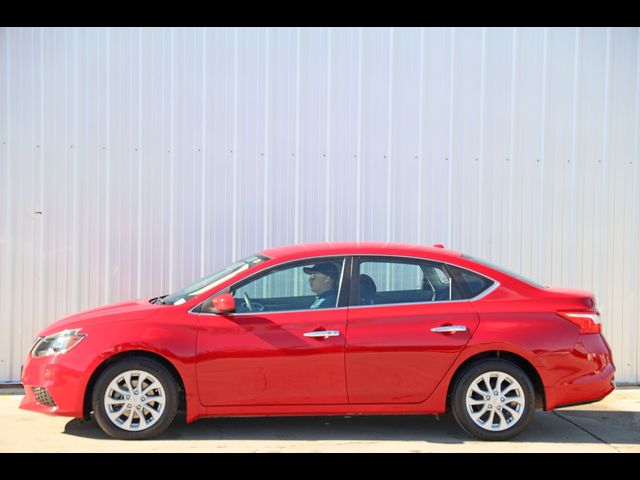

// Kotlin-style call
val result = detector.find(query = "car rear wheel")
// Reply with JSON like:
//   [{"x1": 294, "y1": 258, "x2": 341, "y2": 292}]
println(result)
[
  {"x1": 92, "y1": 358, "x2": 178, "y2": 440},
  {"x1": 451, "y1": 359, "x2": 536, "y2": 441}
]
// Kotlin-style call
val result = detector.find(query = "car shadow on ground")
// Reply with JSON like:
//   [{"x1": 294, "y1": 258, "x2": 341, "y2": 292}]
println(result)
[{"x1": 63, "y1": 409, "x2": 640, "y2": 445}]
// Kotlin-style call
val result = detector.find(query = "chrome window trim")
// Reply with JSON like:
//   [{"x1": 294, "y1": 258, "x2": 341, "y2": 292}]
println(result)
[
  {"x1": 335, "y1": 257, "x2": 347, "y2": 305},
  {"x1": 190, "y1": 254, "x2": 349, "y2": 316},
  {"x1": 467, "y1": 279, "x2": 501, "y2": 300},
  {"x1": 195, "y1": 306, "x2": 350, "y2": 317},
  {"x1": 353, "y1": 254, "x2": 500, "y2": 303},
  {"x1": 347, "y1": 281, "x2": 501, "y2": 310},
  {"x1": 189, "y1": 252, "x2": 501, "y2": 315}
]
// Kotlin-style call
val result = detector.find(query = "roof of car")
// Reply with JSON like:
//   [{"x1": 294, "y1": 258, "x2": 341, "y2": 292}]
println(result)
[{"x1": 260, "y1": 242, "x2": 462, "y2": 262}]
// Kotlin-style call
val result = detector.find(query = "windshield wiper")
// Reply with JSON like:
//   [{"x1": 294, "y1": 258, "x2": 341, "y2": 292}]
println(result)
[{"x1": 152, "y1": 295, "x2": 167, "y2": 305}]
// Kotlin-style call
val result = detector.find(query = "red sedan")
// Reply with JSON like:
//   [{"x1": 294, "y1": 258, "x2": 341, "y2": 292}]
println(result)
[{"x1": 20, "y1": 242, "x2": 615, "y2": 440}]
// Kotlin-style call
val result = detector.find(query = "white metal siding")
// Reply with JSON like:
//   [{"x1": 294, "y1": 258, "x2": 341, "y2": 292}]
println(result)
[{"x1": 1, "y1": 27, "x2": 639, "y2": 383}]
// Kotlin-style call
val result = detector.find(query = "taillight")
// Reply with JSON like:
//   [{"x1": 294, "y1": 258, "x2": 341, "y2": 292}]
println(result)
[{"x1": 556, "y1": 311, "x2": 601, "y2": 334}]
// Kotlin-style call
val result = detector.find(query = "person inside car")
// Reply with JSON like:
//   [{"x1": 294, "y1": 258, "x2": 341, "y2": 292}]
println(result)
[{"x1": 304, "y1": 263, "x2": 340, "y2": 309}]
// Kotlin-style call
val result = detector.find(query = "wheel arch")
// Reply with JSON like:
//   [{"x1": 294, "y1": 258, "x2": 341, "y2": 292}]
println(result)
[
  {"x1": 83, "y1": 350, "x2": 187, "y2": 420},
  {"x1": 446, "y1": 350, "x2": 546, "y2": 411}
]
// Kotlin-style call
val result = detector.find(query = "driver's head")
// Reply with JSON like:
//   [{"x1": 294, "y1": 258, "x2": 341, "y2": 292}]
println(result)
[{"x1": 304, "y1": 263, "x2": 339, "y2": 295}]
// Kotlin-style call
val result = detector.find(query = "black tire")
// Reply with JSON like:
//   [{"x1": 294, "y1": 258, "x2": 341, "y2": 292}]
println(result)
[
  {"x1": 451, "y1": 359, "x2": 536, "y2": 441},
  {"x1": 92, "y1": 357, "x2": 178, "y2": 440}
]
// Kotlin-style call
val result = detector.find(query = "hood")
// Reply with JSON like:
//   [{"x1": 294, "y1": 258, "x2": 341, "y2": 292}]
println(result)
[{"x1": 38, "y1": 298, "x2": 162, "y2": 337}]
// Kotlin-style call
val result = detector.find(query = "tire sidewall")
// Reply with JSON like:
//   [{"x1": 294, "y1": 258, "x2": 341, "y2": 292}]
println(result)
[
  {"x1": 452, "y1": 359, "x2": 536, "y2": 441},
  {"x1": 92, "y1": 358, "x2": 178, "y2": 440}
]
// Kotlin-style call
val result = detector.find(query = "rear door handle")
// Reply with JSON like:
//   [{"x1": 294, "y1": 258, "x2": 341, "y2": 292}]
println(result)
[
  {"x1": 304, "y1": 330, "x2": 341, "y2": 339},
  {"x1": 430, "y1": 325, "x2": 468, "y2": 333}
]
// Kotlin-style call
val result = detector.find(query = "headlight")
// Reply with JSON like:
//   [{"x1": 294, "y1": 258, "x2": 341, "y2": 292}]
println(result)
[{"x1": 31, "y1": 329, "x2": 87, "y2": 358}]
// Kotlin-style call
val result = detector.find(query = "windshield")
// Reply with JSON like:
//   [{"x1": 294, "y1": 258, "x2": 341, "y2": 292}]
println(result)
[
  {"x1": 462, "y1": 254, "x2": 547, "y2": 289},
  {"x1": 160, "y1": 254, "x2": 269, "y2": 305}
]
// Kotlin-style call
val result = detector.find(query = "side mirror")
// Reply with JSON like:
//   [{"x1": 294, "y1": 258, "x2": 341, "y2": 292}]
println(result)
[{"x1": 212, "y1": 293, "x2": 236, "y2": 314}]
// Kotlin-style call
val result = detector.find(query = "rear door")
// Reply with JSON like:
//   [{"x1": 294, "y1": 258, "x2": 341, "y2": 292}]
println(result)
[{"x1": 345, "y1": 256, "x2": 480, "y2": 404}]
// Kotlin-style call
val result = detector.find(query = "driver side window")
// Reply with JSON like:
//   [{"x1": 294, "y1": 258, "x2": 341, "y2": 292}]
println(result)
[{"x1": 228, "y1": 258, "x2": 345, "y2": 313}]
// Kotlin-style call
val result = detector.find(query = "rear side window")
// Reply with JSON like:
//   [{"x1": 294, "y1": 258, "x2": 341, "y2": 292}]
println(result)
[
  {"x1": 448, "y1": 265, "x2": 494, "y2": 299},
  {"x1": 355, "y1": 257, "x2": 463, "y2": 306}
]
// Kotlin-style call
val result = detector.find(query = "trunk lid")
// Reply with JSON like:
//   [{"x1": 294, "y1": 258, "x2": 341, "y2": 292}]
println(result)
[{"x1": 542, "y1": 285, "x2": 596, "y2": 309}]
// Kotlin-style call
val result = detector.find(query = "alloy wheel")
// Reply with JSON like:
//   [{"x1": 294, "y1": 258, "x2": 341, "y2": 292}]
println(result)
[
  {"x1": 465, "y1": 371, "x2": 525, "y2": 432},
  {"x1": 103, "y1": 370, "x2": 166, "y2": 432}
]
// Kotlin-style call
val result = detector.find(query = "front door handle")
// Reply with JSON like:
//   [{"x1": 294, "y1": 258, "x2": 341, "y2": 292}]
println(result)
[
  {"x1": 303, "y1": 330, "x2": 341, "y2": 339},
  {"x1": 430, "y1": 325, "x2": 468, "y2": 334}
]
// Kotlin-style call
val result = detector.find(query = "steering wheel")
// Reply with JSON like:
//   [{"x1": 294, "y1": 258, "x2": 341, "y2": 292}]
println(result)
[{"x1": 242, "y1": 292, "x2": 254, "y2": 311}]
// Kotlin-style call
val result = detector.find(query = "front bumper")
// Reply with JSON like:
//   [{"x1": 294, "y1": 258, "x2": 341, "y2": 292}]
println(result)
[{"x1": 19, "y1": 351, "x2": 90, "y2": 418}]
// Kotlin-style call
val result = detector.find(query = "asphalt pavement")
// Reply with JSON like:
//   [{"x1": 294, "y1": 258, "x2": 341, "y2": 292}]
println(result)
[{"x1": 1, "y1": 387, "x2": 638, "y2": 452}]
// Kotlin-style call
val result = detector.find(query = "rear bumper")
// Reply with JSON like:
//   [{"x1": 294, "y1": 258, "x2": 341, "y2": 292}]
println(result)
[
  {"x1": 546, "y1": 363, "x2": 616, "y2": 410},
  {"x1": 544, "y1": 333, "x2": 616, "y2": 410}
]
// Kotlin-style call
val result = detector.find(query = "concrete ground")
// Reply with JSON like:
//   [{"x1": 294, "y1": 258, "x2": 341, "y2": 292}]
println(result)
[{"x1": 0, "y1": 387, "x2": 638, "y2": 453}]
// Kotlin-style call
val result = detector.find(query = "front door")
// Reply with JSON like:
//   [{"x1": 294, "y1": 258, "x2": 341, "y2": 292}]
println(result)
[
  {"x1": 196, "y1": 257, "x2": 349, "y2": 406},
  {"x1": 346, "y1": 256, "x2": 480, "y2": 404}
]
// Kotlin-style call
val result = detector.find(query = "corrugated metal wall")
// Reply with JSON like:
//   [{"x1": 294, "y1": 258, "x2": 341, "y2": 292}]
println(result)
[{"x1": 1, "y1": 27, "x2": 639, "y2": 383}]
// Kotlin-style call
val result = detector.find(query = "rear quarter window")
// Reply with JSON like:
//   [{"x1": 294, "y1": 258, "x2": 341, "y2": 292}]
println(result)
[
  {"x1": 448, "y1": 265, "x2": 494, "y2": 299},
  {"x1": 461, "y1": 254, "x2": 546, "y2": 289}
]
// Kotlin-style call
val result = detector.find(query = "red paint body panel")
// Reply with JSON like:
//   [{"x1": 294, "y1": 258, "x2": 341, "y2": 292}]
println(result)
[
  {"x1": 196, "y1": 309, "x2": 348, "y2": 406},
  {"x1": 20, "y1": 242, "x2": 615, "y2": 424},
  {"x1": 345, "y1": 301, "x2": 479, "y2": 404},
  {"x1": 21, "y1": 300, "x2": 203, "y2": 423}
]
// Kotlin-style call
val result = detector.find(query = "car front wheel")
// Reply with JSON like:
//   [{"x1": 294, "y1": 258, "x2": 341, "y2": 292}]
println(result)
[
  {"x1": 92, "y1": 358, "x2": 178, "y2": 440},
  {"x1": 451, "y1": 359, "x2": 536, "y2": 441}
]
